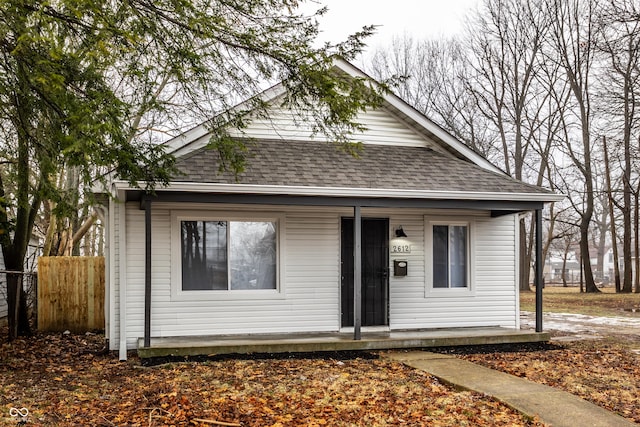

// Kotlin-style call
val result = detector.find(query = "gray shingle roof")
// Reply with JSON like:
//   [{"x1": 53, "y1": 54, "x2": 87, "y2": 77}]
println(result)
[{"x1": 174, "y1": 140, "x2": 552, "y2": 196}]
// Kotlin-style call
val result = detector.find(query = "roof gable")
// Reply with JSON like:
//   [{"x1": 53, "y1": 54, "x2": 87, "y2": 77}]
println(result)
[{"x1": 166, "y1": 58, "x2": 502, "y2": 174}]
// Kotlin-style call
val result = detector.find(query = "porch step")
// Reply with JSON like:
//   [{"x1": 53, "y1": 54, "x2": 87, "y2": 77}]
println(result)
[{"x1": 137, "y1": 328, "x2": 550, "y2": 359}]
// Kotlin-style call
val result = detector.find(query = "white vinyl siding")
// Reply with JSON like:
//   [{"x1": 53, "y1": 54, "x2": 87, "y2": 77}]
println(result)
[
  {"x1": 111, "y1": 204, "x2": 519, "y2": 349},
  {"x1": 222, "y1": 104, "x2": 452, "y2": 155},
  {"x1": 117, "y1": 206, "x2": 342, "y2": 346},
  {"x1": 389, "y1": 213, "x2": 517, "y2": 330},
  {"x1": 0, "y1": 293, "x2": 5, "y2": 320}
]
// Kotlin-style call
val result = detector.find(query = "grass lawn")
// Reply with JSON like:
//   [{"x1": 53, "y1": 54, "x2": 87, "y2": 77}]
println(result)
[{"x1": 520, "y1": 285, "x2": 640, "y2": 317}]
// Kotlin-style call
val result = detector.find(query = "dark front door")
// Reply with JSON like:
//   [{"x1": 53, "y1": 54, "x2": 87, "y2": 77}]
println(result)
[{"x1": 341, "y1": 217, "x2": 389, "y2": 327}]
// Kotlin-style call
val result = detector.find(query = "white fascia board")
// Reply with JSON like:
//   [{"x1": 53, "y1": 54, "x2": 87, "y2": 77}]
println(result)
[
  {"x1": 332, "y1": 58, "x2": 370, "y2": 78},
  {"x1": 112, "y1": 181, "x2": 565, "y2": 203},
  {"x1": 170, "y1": 133, "x2": 213, "y2": 158},
  {"x1": 163, "y1": 126, "x2": 210, "y2": 155}
]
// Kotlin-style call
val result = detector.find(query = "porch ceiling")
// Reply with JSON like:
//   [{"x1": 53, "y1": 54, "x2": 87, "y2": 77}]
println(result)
[
  {"x1": 137, "y1": 328, "x2": 550, "y2": 359},
  {"x1": 129, "y1": 191, "x2": 544, "y2": 217}
]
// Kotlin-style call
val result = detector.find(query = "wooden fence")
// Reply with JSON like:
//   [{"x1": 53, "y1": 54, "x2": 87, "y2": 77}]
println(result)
[{"x1": 38, "y1": 256, "x2": 105, "y2": 332}]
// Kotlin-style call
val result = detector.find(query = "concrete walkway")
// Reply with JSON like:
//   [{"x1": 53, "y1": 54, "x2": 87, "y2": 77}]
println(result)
[{"x1": 384, "y1": 351, "x2": 635, "y2": 427}]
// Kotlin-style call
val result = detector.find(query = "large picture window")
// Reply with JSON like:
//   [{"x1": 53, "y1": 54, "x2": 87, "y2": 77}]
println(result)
[{"x1": 180, "y1": 220, "x2": 277, "y2": 291}]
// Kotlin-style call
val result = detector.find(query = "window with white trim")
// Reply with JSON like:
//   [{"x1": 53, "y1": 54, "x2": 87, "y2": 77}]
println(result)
[
  {"x1": 180, "y1": 219, "x2": 277, "y2": 291},
  {"x1": 426, "y1": 218, "x2": 473, "y2": 294},
  {"x1": 432, "y1": 224, "x2": 468, "y2": 288}
]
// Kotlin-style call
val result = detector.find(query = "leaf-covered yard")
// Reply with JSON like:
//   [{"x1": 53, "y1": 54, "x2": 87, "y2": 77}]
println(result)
[
  {"x1": 0, "y1": 332, "x2": 544, "y2": 426},
  {"x1": 447, "y1": 339, "x2": 640, "y2": 424}
]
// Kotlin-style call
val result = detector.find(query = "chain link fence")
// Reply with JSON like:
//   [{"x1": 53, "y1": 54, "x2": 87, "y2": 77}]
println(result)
[{"x1": 0, "y1": 271, "x2": 38, "y2": 327}]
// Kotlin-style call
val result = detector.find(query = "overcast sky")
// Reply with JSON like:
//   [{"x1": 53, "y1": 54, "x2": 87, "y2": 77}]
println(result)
[{"x1": 302, "y1": 0, "x2": 479, "y2": 51}]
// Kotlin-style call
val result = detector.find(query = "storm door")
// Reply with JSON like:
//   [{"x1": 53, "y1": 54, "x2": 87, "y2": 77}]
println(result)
[{"x1": 341, "y1": 217, "x2": 389, "y2": 327}]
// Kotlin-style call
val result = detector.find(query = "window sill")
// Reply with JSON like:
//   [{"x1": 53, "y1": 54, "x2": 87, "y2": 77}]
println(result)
[
  {"x1": 170, "y1": 288, "x2": 285, "y2": 302},
  {"x1": 425, "y1": 287, "x2": 476, "y2": 298}
]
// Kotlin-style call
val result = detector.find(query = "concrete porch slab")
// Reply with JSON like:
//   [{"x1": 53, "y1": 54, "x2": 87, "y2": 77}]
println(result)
[{"x1": 137, "y1": 327, "x2": 550, "y2": 359}]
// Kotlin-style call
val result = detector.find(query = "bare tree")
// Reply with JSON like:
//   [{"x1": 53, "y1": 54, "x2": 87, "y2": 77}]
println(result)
[
  {"x1": 466, "y1": 0, "x2": 562, "y2": 291},
  {"x1": 367, "y1": 35, "x2": 497, "y2": 158},
  {"x1": 543, "y1": 0, "x2": 600, "y2": 292},
  {"x1": 368, "y1": 1, "x2": 569, "y2": 292},
  {"x1": 549, "y1": 208, "x2": 581, "y2": 287},
  {"x1": 594, "y1": 0, "x2": 640, "y2": 292}
]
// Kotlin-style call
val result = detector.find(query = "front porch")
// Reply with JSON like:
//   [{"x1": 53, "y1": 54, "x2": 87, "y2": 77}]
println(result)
[{"x1": 137, "y1": 327, "x2": 550, "y2": 359}]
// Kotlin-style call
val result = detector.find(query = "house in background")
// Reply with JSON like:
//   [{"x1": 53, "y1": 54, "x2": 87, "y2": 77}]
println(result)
[
  {"x1": 0, "y1": 239, "x2": 41, "y2": 324},
  {"x1": 544, "y1": 246, "x2": 627, "y2": 286},
  {"x1": 544, "y1": 257, "x2": 581, "y2": 284},
  {"x1": 103, "y1": 58, "x2": 563, "y2": 360}
]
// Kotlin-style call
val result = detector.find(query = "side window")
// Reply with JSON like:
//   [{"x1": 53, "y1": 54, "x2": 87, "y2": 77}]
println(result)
[
  {"x1": 180, "y1": 219, "x2": 277, "y2": 291},
  {"x1": 432, "y1": 225, "x2": 468, "y2": 288},
  {"x1": 426, "y1": 218, "x2": 473, "y2": 294}
]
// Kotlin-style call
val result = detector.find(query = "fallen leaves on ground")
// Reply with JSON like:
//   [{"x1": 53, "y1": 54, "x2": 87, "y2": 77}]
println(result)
[
  {"x1": 451, "y1": 339, "x2": 640, "y2": 424},
  {"x1": 0, "y1": 331, "x2": 545, "y2": 426}
]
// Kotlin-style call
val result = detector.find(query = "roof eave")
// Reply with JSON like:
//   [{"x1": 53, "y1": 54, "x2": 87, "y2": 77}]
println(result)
[{"x1": 112, "y1": 181, "x2": 564, "y2": 204}]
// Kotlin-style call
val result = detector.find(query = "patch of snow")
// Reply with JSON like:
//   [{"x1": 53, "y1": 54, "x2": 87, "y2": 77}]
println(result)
[{"x1": 520, "y1": 311, "x2": 640, "y2": 337}]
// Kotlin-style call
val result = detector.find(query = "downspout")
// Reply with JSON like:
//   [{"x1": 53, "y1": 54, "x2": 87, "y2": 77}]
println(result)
[
  {"x1": 143, "y1": 196, "x2": 152, "y2": 348},
  {"x1": 514, "y1": 213, "x2": 521, "y2": 330},
  {"x1": 535, "y1": 208, "x2": 543, "y2": 332},
  {"x1": 353, "y1": 205, "x2": 362, "y2": 340}
]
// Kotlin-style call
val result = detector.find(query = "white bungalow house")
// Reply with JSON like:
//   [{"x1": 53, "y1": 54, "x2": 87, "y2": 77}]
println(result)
[{"x1": 104, "y1": 59, "x2": 562, "y2": 360}]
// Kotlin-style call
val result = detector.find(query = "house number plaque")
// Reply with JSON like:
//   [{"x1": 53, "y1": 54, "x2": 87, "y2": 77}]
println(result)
[{"x1": 391, "y1": 244, "x2": 411, "y2": 254}]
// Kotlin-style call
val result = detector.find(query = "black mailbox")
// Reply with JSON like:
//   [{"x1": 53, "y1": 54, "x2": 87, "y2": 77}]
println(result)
[{"x1": 394, "y1": 260, "x2": 408, "y2": 277}]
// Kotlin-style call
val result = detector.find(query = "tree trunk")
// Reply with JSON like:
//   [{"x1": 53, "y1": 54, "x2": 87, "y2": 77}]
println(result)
[
  {"x1": 596, "y1": 205, "x2": 607, "y2": 282},
  {"x1": 604, "y1": 136, "x2": 622, "y2": 292},
  {"x1": 97, "y1": 222, "x2": 105, "y2": 257},
  {"x1": 581, "y1": 243, "x2": 599, "y2": 291},
  {"x1": 635, "y1": 186, "x2": 640, "y2": 293},
  {"x1": 622, "y1": 151, "x2": 633, "y2": 292},
  {"x1": 580, "y1": 215, "x2": 600, "y2": 293},
  {"x1": 2, "y1": 59, "x2": 41, "y2": 339},
  {"x1": 561, "y1": 251, "x2": 568, "y2": 287},
  {"x1": 6, "y1": 272, "x2": 30, "y2": 340}
]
